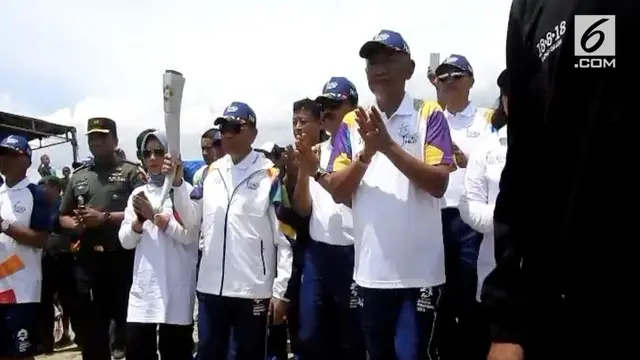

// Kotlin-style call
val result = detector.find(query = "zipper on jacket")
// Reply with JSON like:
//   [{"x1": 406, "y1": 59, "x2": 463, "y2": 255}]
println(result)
[
  {"x1": 217, "y1": 168, "x2": 265, "y2": 296},
  {"x1": 260, "y1": 240, "x2": 266, "y2": 275}
]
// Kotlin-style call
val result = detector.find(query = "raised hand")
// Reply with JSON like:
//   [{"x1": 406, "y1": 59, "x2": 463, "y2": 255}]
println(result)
[{"x1": 295, "y1": 133, "x2": 319, "y2": 176}]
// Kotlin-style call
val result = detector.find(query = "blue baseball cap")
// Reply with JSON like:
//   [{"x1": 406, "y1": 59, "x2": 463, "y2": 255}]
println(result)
[
  {"x1": 0, "y1": 135, "x2": 32, "y2": 163},
  {"x1": 435, "y1": 54, "x2": 474, "y2": 76},
  {"x1": 214, "y1": 102, "x2": 257, "y2": 126},
  {"x1": 315, "y1": 77, "x2": 358, "y2": 104},
  {"x1": 359, "y1": 29, "x2": 410, "y2": 59}
]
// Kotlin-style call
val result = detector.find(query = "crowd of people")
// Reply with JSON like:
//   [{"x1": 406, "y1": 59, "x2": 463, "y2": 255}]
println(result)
[{"x1": 0, "y1": 1, "x2": 623, "y2": 358}]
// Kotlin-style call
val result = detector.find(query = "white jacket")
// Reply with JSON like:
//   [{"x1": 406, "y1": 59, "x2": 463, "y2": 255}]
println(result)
[
  {"x1": 119, "y1": 183, "x2": 199, "y2": 325},
  {"x1": 459, "y1": 125, "x2": 507, "y2": 301},
  {"x1": 172, "y1": 151, "x2": 292, "y2": 300}
]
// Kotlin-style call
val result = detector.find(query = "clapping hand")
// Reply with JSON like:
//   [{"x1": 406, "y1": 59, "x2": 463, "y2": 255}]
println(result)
[
  {"x1": 282, "y1": 145, "x2": 298, "y2": 179},
  {"x1": 76, "y1": 206, "x2": 106, "y2": 228},
  {"x1": 295, "y1": 133, "x2": 320, "y2": 176},
  {"x1": 354, "y1": 106, "x2": 394, "y2": 156},
  {"x1": 133, "y1": 192, "x2": 155, "y2": 221}
]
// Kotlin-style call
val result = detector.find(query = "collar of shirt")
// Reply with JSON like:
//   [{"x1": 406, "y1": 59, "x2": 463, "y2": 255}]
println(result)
[
  {"x1": 218, "y1": 151, "x2": 261, "y2": 170},
  {"x1": 444, "y1": 102, "x2": 477, "y2": 128},
  {"x1": 0, "y1": 177, "x2": 30, "y2": 193},
  {"x1": 375, "y1": 93, "x2": 414, "y2": 123}
]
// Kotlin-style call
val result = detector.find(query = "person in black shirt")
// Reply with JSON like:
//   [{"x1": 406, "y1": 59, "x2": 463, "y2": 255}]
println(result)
[
  {"x1": 482, "y1": 1, "x2": 629, "y2": 359},
  {"x1": 38, "y1": 176, "x2": 78, "y2": 353}
]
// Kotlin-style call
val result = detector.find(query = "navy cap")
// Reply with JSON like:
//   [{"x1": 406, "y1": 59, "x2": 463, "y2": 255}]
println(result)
[
  {"x1": 0, "y1": 135, "x2": 32, "y2": 162},
  {"x1": 315, "y1": 77, "x2": 358, "y2": 104},
  {"x1": 359, "y1": 29, "x2": 410, "y2": 59},
  {"x1": 214, "y1": 102, "x2": 257, "y2": 126},
  {"x1": 435, "y1": 54, "x2": 474, "y2": 76}
]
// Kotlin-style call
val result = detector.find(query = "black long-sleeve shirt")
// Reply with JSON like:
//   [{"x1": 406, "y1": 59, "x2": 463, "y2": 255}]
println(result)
[{"x1": 481, "y1": 0, "x2": 632, "y2": 354}]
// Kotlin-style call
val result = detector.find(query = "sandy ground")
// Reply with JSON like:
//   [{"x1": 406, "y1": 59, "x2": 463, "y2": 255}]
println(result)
[{"x1": 36, "y1": 304, "x2": 200, "y2": 360}]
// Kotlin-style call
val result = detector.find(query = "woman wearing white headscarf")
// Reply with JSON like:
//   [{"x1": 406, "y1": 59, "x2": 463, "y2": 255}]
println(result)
[{"x1": 118, "y1": 130, "x2": 198, "y2": 360}]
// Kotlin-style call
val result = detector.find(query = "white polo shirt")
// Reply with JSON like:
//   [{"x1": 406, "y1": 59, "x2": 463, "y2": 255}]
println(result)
[
  {"x1": 0, "y1": 178, "x2": 51, "y2": 303},
  {"x1": 443, "y1": 102, "x2": 495, "y2": 208},
  {"x1": 333, "y1": 94, "x2": 455, "y2": 289},
  {"x1": 307, "y1": 140, "x2": 354, "y2": 247},
  {"x1": 458, "y1": 125, "x2": 507, "y2": 300}
]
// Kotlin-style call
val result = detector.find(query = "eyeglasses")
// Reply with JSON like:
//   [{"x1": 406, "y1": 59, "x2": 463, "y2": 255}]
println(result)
[
  {"x1": 142, "y1": 149, "x2": 166, "y2": 158},
  {"x1": 219, "y1": 121, "x2": 245, "y2": 134}
]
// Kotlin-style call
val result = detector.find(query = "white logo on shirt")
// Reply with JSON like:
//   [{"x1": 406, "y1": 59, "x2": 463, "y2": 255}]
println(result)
[
  {"x1": 536, "y1": 20, "x2": 567, "y2": 62},
  {"x1": 16, "y1": 329, "x2": 31, "y2": 353},
  {"x1": 416, "y1": 287, "x2": 435, "y2": 312}
]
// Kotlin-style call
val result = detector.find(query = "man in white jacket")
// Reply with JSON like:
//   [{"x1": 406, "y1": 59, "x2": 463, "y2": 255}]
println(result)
[{"x1": 166, "y1": 102, "x2": 293, "y2": 360}]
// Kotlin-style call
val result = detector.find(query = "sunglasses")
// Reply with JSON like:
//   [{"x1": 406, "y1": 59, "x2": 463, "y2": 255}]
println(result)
[
  {"x1": 219, "y1": 121, "x2": 245, "y2": 134},
  {"x1": 437, "y1": 72, "x2": 467, "y2": 82},
  {"x1": 142, "y1": 149, "x2": 166, "y2": 158}
]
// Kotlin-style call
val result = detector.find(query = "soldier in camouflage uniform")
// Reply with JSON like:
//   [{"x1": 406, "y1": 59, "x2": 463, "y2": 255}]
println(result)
[{"x1": 59, "y1": 117, "x2": 145, "y2": 360}]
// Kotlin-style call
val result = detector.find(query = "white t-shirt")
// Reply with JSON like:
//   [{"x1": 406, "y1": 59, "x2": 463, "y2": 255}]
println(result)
[
  {"x1": 119, "y1": 183, "x2": 199, "y2": 325},
  {"x1": 335, "y1": 94, "x2": 455, "y2": 289},
  {"x1": 458, "y1": 126, "x2": 507, "y2": 300},
  {"x1": 308, "y1": 140, "x2": 354, "y2": 246},
  {"x1": 0, "y1": 178, "x2": 51, "y2": 303},
  {"x1": 443, "y1": 102, "x2": 495, "y2": 208}
]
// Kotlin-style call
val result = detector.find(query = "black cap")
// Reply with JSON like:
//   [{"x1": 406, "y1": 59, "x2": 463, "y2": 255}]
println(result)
[
  {"x1": 497, "y1": 69, "x2": 508, "y2": 91},
  {"x1": 87, "y1": 117, "x2": 118, "y2": 138}
]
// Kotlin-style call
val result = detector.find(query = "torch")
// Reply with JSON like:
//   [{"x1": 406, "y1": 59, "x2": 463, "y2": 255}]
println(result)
[{"x1": 156, "y1": 70, "x2": 185, "y2": 210}]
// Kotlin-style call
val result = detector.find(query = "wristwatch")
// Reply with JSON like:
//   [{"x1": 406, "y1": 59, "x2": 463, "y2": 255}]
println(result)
[
  {"x1": 314, "y1": 169, "x2": 328, "y2": 181},
  {"x1": 0, "y1": 220, "x2": 10, "y2": 233},
  {"x1": 102, "y1": 212, "x2": 112, "y2": 224}
]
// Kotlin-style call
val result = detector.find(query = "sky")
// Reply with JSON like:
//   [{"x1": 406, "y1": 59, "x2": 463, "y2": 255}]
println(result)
[{"x1": 0, "y1": 0, "x2": 512, "y2": 181}]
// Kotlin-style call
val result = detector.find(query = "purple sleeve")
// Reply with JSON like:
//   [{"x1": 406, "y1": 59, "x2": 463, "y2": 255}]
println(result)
[
  {"x1": 327, "y1": 122, "x2": 353, "y2": 172},
  {"x1": 424, "y1": 110, "x2": 455, "y2": 166}
]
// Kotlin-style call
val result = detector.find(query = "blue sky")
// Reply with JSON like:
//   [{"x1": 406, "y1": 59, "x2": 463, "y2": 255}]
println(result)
[{"x1": 0, "y1": 0, "x2": 511, "y2": 178}]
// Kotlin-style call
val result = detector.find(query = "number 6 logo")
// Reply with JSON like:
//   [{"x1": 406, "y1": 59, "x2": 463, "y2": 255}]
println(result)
[
  {"x1": 581, "y1": 18, "x2": 608, "y2": 53},
  {"x1": 574, "y1": 15, "x2": 616, "y2": 57}
]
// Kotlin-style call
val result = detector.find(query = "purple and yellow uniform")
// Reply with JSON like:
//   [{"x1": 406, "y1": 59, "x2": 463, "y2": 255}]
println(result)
[{"x1": 329, "y1": 100, "x2": 454, "y2": 171}]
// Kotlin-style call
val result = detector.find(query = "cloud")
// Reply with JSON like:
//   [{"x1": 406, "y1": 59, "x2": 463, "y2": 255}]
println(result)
[{"x1": 0, "y1": 0, "x2": 511, "y2": 172}]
